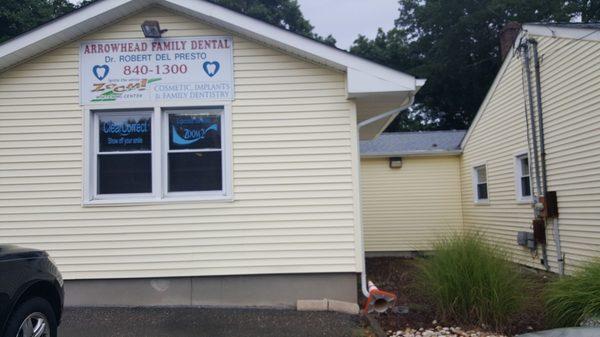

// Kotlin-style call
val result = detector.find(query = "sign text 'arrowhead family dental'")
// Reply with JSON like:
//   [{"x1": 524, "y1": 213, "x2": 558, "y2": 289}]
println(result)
[{"x1": 79, "y1": 36, "x2": 234, "y2": 104}]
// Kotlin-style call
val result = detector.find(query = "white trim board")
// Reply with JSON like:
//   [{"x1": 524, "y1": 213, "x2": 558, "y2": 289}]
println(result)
[{"x1": 0, "y1": 0, "x2": 423, "y2": 98}]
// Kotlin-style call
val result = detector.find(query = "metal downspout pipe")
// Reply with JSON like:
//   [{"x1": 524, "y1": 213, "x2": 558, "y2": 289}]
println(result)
[
  {"x1": 356, "y1": 94, "x2": 415, "y2": 299},
  {"x1": 522, "y1": 43, "x2": 543, "y2": 202},
  {"x1": 521, "y1": 41, "x2": 550, "y2": 271},
  {"x1": 530, "y1": 39, "x2": 565, "y2": 275}
]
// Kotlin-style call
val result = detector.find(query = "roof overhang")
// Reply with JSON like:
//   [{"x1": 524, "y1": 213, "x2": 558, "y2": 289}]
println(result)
[
  {"x1": 0, "y1": 0, "x2": 424, "y2": 139},
  {"x1": 523, "y1": 23, "x2": 600, "y2": 41},
  {"x1": 361, "y1": 150, "x2": 462, "y2": 158}
]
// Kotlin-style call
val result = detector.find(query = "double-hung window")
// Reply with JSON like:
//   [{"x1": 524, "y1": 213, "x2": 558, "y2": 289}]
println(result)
[
  {"x1": 95, "y1": 111, "x2": 153, "y2": 196},
  {"x1": 165, "y1": 108, "x2": 223, "y2": 194},
  {"x1": 515, "y1": 154, "x2": 532, "y2": 202},
  {"x1": 87, "y1": 105, "x2": 230, "y2": 204},
  {"x1": 473, "y1": 165, "x2": 488, "y2": 203}
]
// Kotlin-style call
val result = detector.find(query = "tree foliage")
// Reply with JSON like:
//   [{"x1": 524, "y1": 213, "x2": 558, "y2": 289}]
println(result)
[
  {"x1": 351, "y1": 0, "x2": 600, "y2": 131},
  {"x1": 0, "y1": 0, "x2": 76, "y2": 43},
  {"x1": 209, "y1": 0, "x2": 336, "y2": 45},
  {"x1": 0, "y1": 0, "x2": 335, "y2": 46}
]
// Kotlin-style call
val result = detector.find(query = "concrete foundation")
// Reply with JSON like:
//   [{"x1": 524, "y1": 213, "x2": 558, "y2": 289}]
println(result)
[{"x1": 64, "y1": 273, "x2": 358, "y2": 308}]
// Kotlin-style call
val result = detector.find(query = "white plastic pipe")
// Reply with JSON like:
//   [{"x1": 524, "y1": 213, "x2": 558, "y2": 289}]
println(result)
[
  {"x1": 552, "y1": 217, "x2": 565, "y2": 275},
  {"x1": 356, "y1": 94, "x2": 415, "y2": 298}
]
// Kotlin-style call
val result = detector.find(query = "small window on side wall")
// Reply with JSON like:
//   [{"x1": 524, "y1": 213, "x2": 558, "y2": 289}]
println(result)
[
  {"x1": 516, "y1": 154, "x2": 532, "y2": 202},
  {"x1": 473, "y1": 165, "x2": 488, "y2": 203}
]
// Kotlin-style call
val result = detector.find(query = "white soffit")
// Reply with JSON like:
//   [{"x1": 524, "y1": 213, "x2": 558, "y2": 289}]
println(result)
[{"x1": 0, "y1": 0, "x2": 422, "y2": 97}]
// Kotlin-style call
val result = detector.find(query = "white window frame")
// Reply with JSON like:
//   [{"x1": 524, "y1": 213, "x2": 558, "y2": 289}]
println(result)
[
  {"x1": 472, "y1": 163, "x2": 489, "y2": 204},
  {"x1": 92, "y1": 110, "x2": 156, "y2": 200},
  {"x1": 162, "y1": 107, "x2": 225, "y2": 198},
  {"x1": 83, "y1": 101, "x2": 233, "y2": 206},
  {"x1": 514, "y1": 150, "x2": 533, "y2": 203}
]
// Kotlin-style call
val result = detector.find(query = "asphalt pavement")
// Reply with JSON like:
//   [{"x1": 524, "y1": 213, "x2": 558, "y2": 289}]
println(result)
[{"x1": 58, "y1": 307, "x2": 367, "y2": 337}]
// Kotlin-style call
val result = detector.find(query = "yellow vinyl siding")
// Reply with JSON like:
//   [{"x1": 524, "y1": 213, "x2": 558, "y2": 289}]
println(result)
[
  {"x1": 460, "y1": 34, "x2": 600, "y2": 273},
  {"x1": 0, "y1": 7, "x2": 359, "y2": 279},
  {"x1": 361, "y1": 156, "x2": 463, "y2": 252}
]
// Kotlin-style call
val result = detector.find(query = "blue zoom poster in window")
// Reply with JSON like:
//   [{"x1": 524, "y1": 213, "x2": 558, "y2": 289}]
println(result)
[
  {"x1": 169, "y1": 114, "x2": 221, "y2": 150},
  {"x1": 99, "y1": 115, "x2": 152, "y2": 152}
]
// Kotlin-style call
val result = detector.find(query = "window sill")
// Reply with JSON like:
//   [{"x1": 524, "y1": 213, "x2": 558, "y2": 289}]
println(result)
[
  {"x1": 82, "y1": 194, "x2": 234, "y2": 207},
  {"x1": 473, "y1": 200, "x2": 490, "y2": 205},
  {"x1": 516, "y1": 198, "x2": 533, "y2": 205}
]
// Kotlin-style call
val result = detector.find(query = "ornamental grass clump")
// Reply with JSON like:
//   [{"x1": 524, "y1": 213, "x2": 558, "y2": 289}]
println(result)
[
  {"x1": 545, "y1": 259, "x2": 600, "y2": 327},
  {"x1": 419, "y1": 232, "x2": 525, "y2": 329}
]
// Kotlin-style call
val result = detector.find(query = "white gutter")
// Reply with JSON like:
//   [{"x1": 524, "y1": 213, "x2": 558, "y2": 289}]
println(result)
[{"x1": 356, "y1": 94, "x2": 415, "y2": 298}]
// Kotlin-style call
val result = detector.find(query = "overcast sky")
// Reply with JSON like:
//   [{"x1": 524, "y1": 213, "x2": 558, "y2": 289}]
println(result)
[
  {"x1": 68, "y1": 0, "x2": 399, "y2": 50},
  {"x1": 297, "y1": 0, "x2": 399, "y2": 50}
]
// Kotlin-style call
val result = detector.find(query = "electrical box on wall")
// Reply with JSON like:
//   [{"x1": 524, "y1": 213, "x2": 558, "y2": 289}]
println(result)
[
  {"x1": 517, "y1": 231, "x2": 536, "y2": 250},
  {"x1": 541, "y1": 191, "x2": 559, "y2": 218},
  {"x1": 533, "y1": 219, "x2": 546, "y2": 244}
]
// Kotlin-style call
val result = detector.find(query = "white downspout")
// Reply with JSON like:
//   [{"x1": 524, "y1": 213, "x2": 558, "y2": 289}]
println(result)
[{"x1": 356, "y1": 94, "x2": 415, "y2": 298}]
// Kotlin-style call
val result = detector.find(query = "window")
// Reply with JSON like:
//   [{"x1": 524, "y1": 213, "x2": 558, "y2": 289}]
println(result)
[
  {"x1": 515, "y1": 153, "x2": 532, "y2": 202},
  {"x1": 86, "y1": 105, "x2": 231, "y2": 204},
  {"x1": 95, "y1": 111, "x2": 153, "y2": 195},
  {"x1": 473, "y1": 165, "x2": 488, "y2": 203},
  {"x1": 165, "y1": 108, "x2": 223, "y2": 193}
]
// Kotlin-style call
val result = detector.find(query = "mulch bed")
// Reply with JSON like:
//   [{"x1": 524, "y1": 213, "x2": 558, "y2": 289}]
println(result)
[{"x1": 362, "y1": 257, "x2": 554, "y2": 336}]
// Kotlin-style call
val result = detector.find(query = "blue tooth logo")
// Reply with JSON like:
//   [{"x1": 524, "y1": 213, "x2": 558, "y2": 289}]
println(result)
[
  {"x1": 92, "y1": 65, "x2": 110, "y2": 81},
  {"x1": 203, "y1": 61, "x2": 220, "y2": 77},
  {"x1": 172, "y1": 124, "x2": 218, "y2": 145}
]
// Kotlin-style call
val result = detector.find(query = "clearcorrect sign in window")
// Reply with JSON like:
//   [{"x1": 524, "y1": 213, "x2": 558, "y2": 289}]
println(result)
[{"x1": 89, "y1": 106, "x2": 227, "y2": 202}]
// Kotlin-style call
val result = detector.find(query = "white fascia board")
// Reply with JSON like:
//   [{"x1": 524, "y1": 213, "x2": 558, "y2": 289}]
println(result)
[
  {"x1": 160, "y1": 0, "x2": 419, "y2": 94},
  {"x1": 0, "y1": 0, "x2": 421, "y2": 97},
  {"x1": 347, "y1": 68, "x2": 414, "y2": 96},
  {"x1": 0, "y1": 0, "x2": 148, "y2": 66},
  {"x1": 523, "y1": 24, "x2": 600, "y2": 41}
]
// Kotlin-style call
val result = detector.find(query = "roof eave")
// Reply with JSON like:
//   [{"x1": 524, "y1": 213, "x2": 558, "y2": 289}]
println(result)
[
  {"x1": 0, "y1": 0, "x2": 421, "y2": 99},
  {"x1": 361, "y1": 150, "x2": 463, "y2": 158},
  {"x1": 523, "y1": 23, "x2": 600, "y2": 41}
]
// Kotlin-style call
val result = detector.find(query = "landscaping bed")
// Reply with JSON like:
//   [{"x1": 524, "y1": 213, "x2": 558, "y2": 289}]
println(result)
[{"x1": 364, "y1": 256, "x2": 553, "y2": 337}]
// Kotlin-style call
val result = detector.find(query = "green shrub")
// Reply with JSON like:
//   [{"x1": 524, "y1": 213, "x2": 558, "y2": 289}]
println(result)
[
  {"x1": 545, "y1": 260, "x2": 600, "y2": 327},
  {"x1": 419, "y1": 232, "x2": 525, "y2": 328}
]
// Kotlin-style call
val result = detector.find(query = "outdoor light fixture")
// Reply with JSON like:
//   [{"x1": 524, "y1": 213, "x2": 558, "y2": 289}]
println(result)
[
  {"x1": 389, "y1": 157, "x2": 403, "y2": 169},
  {"x1": 141, "y1": 20, "x2": 168, "y2": 38}
]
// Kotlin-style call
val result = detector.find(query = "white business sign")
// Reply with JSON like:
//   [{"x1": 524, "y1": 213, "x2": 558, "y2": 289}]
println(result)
[{"x1": 80, "y1": 36, "x2": 234, "y2": 104}]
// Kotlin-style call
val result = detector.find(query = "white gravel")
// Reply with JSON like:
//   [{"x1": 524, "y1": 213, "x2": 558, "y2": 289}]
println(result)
[{"x1": 387, "y1": 321, "x2": 507, "y2": 337}]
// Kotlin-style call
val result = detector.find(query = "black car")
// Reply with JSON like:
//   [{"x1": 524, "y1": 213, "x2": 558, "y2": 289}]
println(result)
[{"x1": 0, "y1": 245, "x2": 64, "y2": 337}]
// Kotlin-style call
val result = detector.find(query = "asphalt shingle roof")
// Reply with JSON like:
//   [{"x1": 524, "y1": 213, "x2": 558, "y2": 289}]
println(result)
[{"x1": 360, "y1": 130, "x2": 466, "y2": 156}]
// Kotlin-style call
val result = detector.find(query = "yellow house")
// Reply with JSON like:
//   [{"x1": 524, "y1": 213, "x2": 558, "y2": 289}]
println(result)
[
  {"x1": 460, "y1": 23, "x2": 600, "y2": 275},
  {"x1": 360, "y1": 131, "x2": 465, "y2": 253},
  {"x1": 0, "y1": 0, "x2": 424, "y2": 306},
  {"x1": 361, "y1": 23, "x2": 600, "y2": 275}
]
